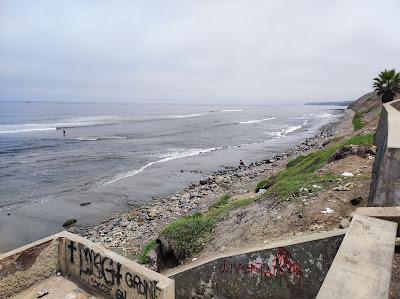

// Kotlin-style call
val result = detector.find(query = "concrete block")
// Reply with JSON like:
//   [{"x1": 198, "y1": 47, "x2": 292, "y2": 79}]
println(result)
[
  {"x1": 317, "y1": 214, "x2": 397, "y2": 299},
  {"x1": 356, "y1": 207, "x2": 400, "y2": 236}
]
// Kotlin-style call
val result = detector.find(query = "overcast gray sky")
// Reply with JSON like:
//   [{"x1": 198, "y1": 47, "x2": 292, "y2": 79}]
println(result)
[{"x1": 0, "y1": 1, "x2": 399, "y2": 104}]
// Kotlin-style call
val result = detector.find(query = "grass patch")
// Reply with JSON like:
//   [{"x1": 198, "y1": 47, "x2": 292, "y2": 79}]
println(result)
[
  {"x1": 160, "y1": 195, "x2": 255, "y2": 260},
  {"x1": 352, "y1": 112, "x2": 364, "y2": 130},
  {"x1": 138, "y1": 239, "x2": 158, "y2": 264},
  {"x1": 209, "y1": 194, "x2": 230, "y2": 209},
  {"x1": 256, "y1": 133, "x2": 374, "y2": 199},
  {"x1": 344, "y1": 133, "x2": 374, "y2": 146}
]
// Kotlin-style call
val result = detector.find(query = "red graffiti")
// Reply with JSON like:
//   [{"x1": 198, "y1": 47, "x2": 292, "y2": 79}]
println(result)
[{"x1": 220, "y1": 247, "x2": 304, "y2": 288}]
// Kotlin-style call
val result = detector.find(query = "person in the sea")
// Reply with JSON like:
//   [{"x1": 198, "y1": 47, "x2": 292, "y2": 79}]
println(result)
[
  {"x1": 239, "y1": 159, "x2": 245, "y2": 166},
  {"x1": 63, "y1": 129, "x2": 66, "y2": 137}
]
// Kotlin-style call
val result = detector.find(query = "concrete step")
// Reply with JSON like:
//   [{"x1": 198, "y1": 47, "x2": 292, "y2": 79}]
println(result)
[{"x1": 317, "y1": 214, "x2": 397, "y2": 299}]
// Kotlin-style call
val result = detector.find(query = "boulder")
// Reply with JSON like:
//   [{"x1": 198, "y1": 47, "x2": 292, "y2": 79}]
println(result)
[
  {"x1": 330, "y1": 145, "x2": 376, "y2": 162},
  {"x1": 199, "y1": 178, "x2": 209, "y2": 185},
  {"x1": 63, "y1": 218, "x2": 77, "y2": 227}
]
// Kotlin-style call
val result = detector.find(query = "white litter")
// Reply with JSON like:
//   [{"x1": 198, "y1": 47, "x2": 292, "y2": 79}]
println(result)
[
  {"x1": 321, "y1": 208, "x2": 334, "y2": 214},
  {"x1": 341, "y1": 172, "x2": 354, "y2": 177}
]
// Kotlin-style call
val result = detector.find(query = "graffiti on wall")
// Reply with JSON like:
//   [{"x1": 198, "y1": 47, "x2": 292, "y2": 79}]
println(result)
[
  {"x1": 219, "y1": 247, "x2": 304, "y2": 288},
  {"x1": 67, "y1": 240, "x2": 160, "y2": 299}
]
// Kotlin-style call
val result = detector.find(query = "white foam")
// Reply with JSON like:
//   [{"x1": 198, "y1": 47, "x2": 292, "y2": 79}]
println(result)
[
  {"x1": 221, "y1": 109, "x2": 242, "y2": 112},
  {"x1": 317, "y1": 113, "x2": 332, "y2": 118},
  {"x1": 75, "y1": 136, "x2": 127, "y2": 141},
  {"x1": 103, "y1": 147, "x2": 218, "y2": 185},
  {"x1": 0, "y1": 116, "x2": 122, "y2": 134},
  {"x1": 239, "y1": 117, "x2": 275, "y2": 124},
  {"x1": 266, "y1": 124, "x2": 303, "y2": 139},
  {"x1": 167, "y1": 113, "x2": 205, "y2": 119}
]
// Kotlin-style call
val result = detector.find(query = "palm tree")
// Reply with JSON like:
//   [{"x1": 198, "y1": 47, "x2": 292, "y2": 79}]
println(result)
[{"x1": 373, "y1": 69, "x2": 400, "y2": 103}]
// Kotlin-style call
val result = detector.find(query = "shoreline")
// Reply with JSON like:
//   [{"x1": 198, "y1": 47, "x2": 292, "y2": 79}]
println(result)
[{"x1": 80, "y1": 109, "x2": 354, "y2": 259}]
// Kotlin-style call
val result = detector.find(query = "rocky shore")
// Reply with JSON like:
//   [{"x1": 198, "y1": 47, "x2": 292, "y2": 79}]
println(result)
[{"x1": 81, "y1": 110, "x2": 352, "y2": 259}]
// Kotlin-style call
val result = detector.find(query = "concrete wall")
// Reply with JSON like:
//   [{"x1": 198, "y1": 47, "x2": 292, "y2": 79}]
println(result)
[
  {"x1": 59, "y1": 232, "x2": 175, "y2": 299},
  {"x1": 167, "y1": 230, "x2": 345, "y2": 299},
  {"x1": 0, "y1": 236, "x2": 59, "y2": 298},
  {"x1": 0, "y1": 232, "x2": 175, "y2": 299},
  {"x1": 369, "y1": 98, "x2": 400, "y2": 206}
]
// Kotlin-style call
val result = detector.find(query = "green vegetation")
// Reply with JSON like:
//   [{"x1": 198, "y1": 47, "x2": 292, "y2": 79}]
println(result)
[
  {"x1": 256, "y1": 133, "x2": 374, "y2": 198},
  {"x1": 62, "y1": 218, "x2": 77, "y2": 227},
  {"x1": 160, "y1": 195, "x2": 255, "y2": 260},
  {"x1": 344, "y1": 133, "x2": 374, "y2": 146},
  {"x1": 352, "y1": 112, "x2": 364, "y2": 130},
  {"x1": 138, "y1": 239, "x2": 158, "y2": 264},
  {"x1": 209, "y1": 194, "x2": 230, "y2": 209},
  {"x1": 373, "y1": 69, "x2": 400, "y2": 103}
]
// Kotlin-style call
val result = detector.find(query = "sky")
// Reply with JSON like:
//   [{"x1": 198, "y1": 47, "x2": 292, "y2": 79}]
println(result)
[{"x1": 0, "y1": 0, "x2": 399, "y2": 104}]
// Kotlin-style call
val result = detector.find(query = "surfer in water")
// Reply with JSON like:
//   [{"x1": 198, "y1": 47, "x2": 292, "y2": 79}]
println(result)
[{"x1": 63, "y1": 129, "x2": 66, "y2": 137}]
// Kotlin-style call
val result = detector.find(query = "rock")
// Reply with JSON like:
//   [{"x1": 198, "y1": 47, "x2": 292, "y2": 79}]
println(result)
[
  {"x1": 299, "y1": 187, "x2": 308, "y2": 193},
  {"x1": 350, "y1": 196, "x2": 363, "y2": 205},
  {"x1": 333, "y1": 185, "x2": 351, "y2": 191},
  {"x1": 199, "y1": 178, "x2": 209, "y2": 185},
  {"x1": 309, "y1": 224, "x2": 325, "y2": 231},
  {"x1": 258, "y1": 188, "x2": 267, "y2": 194},
  {"x1": 340, "y1": 218, "x2": 351, "y2": 228},
  {"x1": 63, "y1": 218, "x2": 77, "y2": 227},
  {"x1": 330, "y1": 145, "x2": 375, "y2": 162},
  {"x1": 147, "y1": 210, "x2": 157, "y2": 220},
  {"x1": 119, "y1": 221, "x2": 129, "y2": 227}
]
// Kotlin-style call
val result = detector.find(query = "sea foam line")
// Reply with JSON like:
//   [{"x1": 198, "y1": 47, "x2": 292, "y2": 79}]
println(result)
[
  {"x1": 239, "y1": 117, "x2": 275, "y2": 124},
  {"x1": 103, "y1": 147, "x2": 219, "y2": 185}
]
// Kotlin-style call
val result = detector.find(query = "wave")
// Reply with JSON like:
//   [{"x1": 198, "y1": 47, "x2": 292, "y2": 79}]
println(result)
[
  {"x1": 316, "y1": 113, "x2": 332, "y2": 118},
  {"x1": 0, "y1": 125, "x2": 56, "y2": 134},
  {"x1": 221, "y1": 109, "x2": 242, "y2": 112},
  {"x1": 0, "y1": 116, "x2": 121, "y2": 134},
  {"x1": 103, "y1": 147, "x2": 218, "y2": 185},
  {"x1": 166, "y1": 113, "x2": 205, "y2": 119},
  {"x1": 74, "y1": 136, "x2": 128, "y2": 141},
  {"x1": 239, "y1": 117, "x2": 275, "y2": 124},
  {"x1": 0, "y1": 113, "x2": 211, "y2": 134},
  {"x1": 266, "y1": 124, "x2": 303, "y2": 139}
]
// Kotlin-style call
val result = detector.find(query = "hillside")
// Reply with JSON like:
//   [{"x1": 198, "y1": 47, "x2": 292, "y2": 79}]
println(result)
[{"x1": 152, "y1": 92, "x2": 383, "y2": 273}]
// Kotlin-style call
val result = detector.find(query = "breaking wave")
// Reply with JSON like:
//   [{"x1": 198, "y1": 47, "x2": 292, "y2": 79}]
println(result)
[
  {"x1": 103, "y1": 147, "x2": 219, "y2": 185},
  {"x1": 239, "y1": 117, "x2": 275, "y2": 124}
]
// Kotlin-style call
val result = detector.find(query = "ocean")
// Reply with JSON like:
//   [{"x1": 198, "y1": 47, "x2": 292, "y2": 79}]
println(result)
[{"x1": 0, "y1": 101, "x2": 344, "y2": 251}]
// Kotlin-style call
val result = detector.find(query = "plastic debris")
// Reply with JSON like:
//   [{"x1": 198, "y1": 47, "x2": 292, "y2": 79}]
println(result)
[
  {"x1": 37, "y1": 289, "x2": 49, "y2": 298},
  {"x1": 321, "y1": 208, "x2": 334, "y2": 214},
  {"x1": 341, "y1": 172, "x2": 354, "y2": 177}
]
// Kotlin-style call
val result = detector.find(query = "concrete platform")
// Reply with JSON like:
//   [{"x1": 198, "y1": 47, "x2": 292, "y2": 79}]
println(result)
[
  {"x1": 356, "y1": 206, "x2": 400, "y2": 235},
  {"x1": 317, "y1": 214, "x2": 397, "y2": 299},
  {"x1": 10, "y1": 275, "x2": 98, "y2": 299}
]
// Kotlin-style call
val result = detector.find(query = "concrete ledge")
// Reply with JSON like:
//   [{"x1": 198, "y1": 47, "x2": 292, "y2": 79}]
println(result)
[
  {"x1": 317, "y1": 214, "x2": 397, "y2": 299},
  {"x1": 0, "y1": 235, "x2": 59, "y2": 298},
  {"x1": 356, "y1": 207, "x2": 400, "y2": 236},
  {"x1": 0, "y1": 232, "x2": 175, "y2": 299}
]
